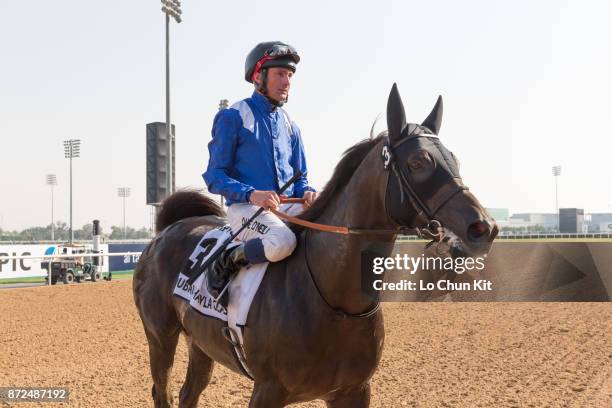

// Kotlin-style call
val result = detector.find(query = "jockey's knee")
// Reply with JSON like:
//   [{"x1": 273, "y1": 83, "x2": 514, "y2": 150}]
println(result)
[{"x1": 263, "y1": 229, "x2": 297, "y2": 262}]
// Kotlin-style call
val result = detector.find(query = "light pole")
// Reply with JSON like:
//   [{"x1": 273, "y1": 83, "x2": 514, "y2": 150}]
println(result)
[
  {"x1": 63, "y1": 139, "x2": 81, "y2": 244},
  {"x1": 46, "y1": 174, "x2": 57, "y2": 241},
  {"x1": 117, "y1": 188, "x2": 131, "y2": 240},
  {"x1": 217, "y1": 99, "x2": 229, "y2": 208},
  {"x1": 552, "y1": 165, "x2": 562, "y2": 231},
  {"x1": 161, "y1": 0, "x2": 182, "y2": 197}
]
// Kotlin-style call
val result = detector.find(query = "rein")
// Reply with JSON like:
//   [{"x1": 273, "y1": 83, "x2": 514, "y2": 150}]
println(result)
[
  {"x1": 274, "y1": 198, "x2": 437, "y2": 320},
  {"x1": 303, "y1": 228, "x2": 381, "y2": 319},
  {"x1": 272, "y1": 198, "x2": 443, "y2": 240},
  {"x1": 267, "y1": 132, "x2": 464, "y2": 319}
]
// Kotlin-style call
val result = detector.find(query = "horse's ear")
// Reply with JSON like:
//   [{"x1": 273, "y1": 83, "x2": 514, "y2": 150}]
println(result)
[
  {"x1": 421, "y1": 95, "x2": 443, "y2": 135},
  {"x1": 387, "y1": 83, "x2": 406, "y2": 145}
]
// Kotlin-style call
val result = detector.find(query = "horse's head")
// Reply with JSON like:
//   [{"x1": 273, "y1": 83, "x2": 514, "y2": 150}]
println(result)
[{"x1": 383, "y1": 84, "x2": 497, "y2": 256}]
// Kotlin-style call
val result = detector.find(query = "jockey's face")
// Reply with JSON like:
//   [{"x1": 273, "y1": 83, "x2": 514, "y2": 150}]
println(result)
[{"x1": 255, "y1": 67, "x2": 293, "y2": 104}]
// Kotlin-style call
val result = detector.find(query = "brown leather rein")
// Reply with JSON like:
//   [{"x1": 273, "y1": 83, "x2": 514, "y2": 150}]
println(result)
[{"x1": 272, "y1": 198, "x2": 443, "y2": 241}]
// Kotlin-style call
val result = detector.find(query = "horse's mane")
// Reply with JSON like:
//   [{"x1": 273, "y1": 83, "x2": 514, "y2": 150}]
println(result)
[{"x1": 297, "y1": 135, "x2": 384, "y2": 225}]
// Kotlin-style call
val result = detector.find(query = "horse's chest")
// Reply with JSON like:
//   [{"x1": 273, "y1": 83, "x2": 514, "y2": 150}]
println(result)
[{"x1": 247, "y1": 319, "x2": 383, "y2": 397}]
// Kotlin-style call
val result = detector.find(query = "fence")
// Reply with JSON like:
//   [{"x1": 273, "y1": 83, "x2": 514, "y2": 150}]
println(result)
[
  {"x1": 0, "y1": 251, "x2": 143, "y2": 285},
  {"x1": 398, "y1": 232, "x2": 612, "y2": 241}
]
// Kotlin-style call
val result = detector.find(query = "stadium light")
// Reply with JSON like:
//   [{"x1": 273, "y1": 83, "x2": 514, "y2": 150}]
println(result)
[
  {"x1": 117, "y1": 187, "x2": 131, "y2": 240},
  {"x1": 63, "y1": 139, "x2": 81, "y2": 244},
  {"x1": 161, "y1": 0, "x2": 182, "y2": 197},
  {"x1": 46, "y1": 174, "x2": 57, "y2": 241},
  {"x1": 552, "y1": 165, "x2": 562, "y2": 231},
  {"x1": 217, "y1": 99, "x2": 229, "y2": 207}
]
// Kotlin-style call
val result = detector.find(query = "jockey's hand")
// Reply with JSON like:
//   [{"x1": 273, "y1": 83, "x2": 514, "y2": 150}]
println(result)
[
  {"x1": 249, "y1": 190, "x2": 280, "y2": 210},
  {"x1": 303, "y1": 191, "x2": 318, "y2": 208}
]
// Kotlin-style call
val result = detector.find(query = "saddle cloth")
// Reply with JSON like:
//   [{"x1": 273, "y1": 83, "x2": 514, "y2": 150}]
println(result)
[{"x1": 173, "y1": 225, "x2": 269, "y2": 348}]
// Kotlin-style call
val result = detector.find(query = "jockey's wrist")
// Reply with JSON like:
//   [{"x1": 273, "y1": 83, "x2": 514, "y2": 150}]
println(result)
[{"x1": 246, "y1": 190, "x2": 255, "y2": 204}]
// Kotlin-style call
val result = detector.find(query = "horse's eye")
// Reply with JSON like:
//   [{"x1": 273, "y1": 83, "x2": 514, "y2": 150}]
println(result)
[
  {"x1": 407, "y1": 151, "x2": 433, "y2": 172},
  {"x1": 409, "y1": 161, "x2": 423, "y2": 171}
]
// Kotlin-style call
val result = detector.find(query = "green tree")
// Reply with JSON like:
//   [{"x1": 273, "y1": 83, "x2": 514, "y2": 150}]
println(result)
[
  {"x1": 74, "y1": 223, "x2": 94, "y2": 240},
  {"x1": 108, "y1": 225, "x2": 152, "y2": 240}
]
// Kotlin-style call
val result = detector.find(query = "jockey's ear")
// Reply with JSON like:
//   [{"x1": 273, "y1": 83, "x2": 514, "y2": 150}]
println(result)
[
  {"x1": 386, "y1": 83, "x2": 406, "y2": 146},
  {"x1": 253, "y1": 71, "x2": 262, "y2": 86},
  {"x1": 422, "y1": 95, "x2": 443, "y2": 136}
]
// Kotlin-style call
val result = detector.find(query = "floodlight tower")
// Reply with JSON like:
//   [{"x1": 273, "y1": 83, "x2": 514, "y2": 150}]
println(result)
[
  {"x1": 161, "y1": 0, "x2": 182, "y2": 195},
  {"x1": 552, "y1": 165, "x2": 562, "y2": 231},
  {"x1": 117, "y1": 187, "x2": 131, "y2": 240},
  {"x1": 46, "y1": 174, "x2": 57, "y2": 241},
  {"x1": 63, "y1": 139, "x2": 81, "y2": 244},
  {"x1": 217, "y1": 99, "x2": 229, "y2": 207}
]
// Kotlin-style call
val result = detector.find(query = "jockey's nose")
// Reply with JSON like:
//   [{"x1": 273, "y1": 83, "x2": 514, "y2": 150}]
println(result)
[{"x1": 467, "y1": 220, "x2": 498, "y2": 243}]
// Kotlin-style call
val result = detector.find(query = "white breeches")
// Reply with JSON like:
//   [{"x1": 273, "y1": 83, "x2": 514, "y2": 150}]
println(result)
[{"x1": 226, "y1": 203, "x2": 304, "y2": 263}]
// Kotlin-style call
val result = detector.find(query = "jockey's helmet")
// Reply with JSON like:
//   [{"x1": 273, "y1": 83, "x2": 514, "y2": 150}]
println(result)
[{"x1": 245, "y1": 41, "x2": 300, "y2": 87}]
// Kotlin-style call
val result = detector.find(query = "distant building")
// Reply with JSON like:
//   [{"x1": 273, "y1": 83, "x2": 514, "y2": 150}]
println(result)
[
  {"x1": 586, "y1": 213, "x2": 612, "y2": 232},
  {"x1": 559, "y1": 208, "x2": 584, "y2": 233},
  {"x1": 486, "y1": 208, "x2": 509, "y2": 222},
  {"x1": 508, "y1": 213, "x2": 557, "y2": 229},
  {"x1": 494, "y1": 209, "x2": 612, "y2": 234},
  {"x1": 596, "y1": 222, "x2": 612, "y2": 232}
]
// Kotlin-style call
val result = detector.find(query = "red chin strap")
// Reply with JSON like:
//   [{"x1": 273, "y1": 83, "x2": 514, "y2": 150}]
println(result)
[{"x1": 251, "y1": 55, "x2": 273, "y2": 82}]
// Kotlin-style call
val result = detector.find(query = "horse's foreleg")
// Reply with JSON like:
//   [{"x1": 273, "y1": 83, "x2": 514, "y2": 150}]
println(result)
[
  {"x1": 143, "y1": 325, "x2": 180, "y2": 408},
  {"x1": 178, "y1": 338, "x2": 215, "y2": 408},
  {"x1": 249, "y1": 382, "x2": 289, "y2": 408},
  {"x1": 326, "y1": 383, "x2": 371, "y2": 408}
]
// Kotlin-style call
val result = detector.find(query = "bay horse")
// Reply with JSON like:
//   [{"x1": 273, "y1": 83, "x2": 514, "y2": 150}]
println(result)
[{"x1": 133, "y1": 84, "x2": 498, "y2": 407}]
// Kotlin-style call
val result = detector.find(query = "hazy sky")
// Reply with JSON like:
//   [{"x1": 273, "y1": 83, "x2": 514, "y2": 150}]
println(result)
[{"x1": 1, "y1": 0, "x2": 611, "y2": 231}]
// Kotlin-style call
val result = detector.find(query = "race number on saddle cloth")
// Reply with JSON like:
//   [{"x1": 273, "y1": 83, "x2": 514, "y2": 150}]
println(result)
[
  {"x1": 173, "y1": 226, "x2": 265, "y2": 335},
  {"x1": 173, "y1": 204, "x2": 302, "y2": 344}
]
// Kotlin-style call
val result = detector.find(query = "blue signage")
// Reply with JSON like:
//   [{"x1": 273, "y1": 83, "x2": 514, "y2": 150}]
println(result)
[{"x1": 108, "y1": 243, "x2": 147, "y2": 272}]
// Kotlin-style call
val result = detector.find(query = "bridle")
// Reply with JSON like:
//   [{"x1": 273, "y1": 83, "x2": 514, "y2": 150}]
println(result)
[
  {"x1": 383, "y1": 129, "x2": 469, "y2": 240},
  {"x1": 273, "y1": 131, "x2": 468, "y2": 241},
  {"x1": 269, "y1": 130, "x2": 469, "y2": 319}
]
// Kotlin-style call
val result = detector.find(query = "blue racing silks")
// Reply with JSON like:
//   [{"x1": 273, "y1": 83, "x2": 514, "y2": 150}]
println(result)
[{"x1": 203, "y1": 91, "x2": 315, "y2": 206}]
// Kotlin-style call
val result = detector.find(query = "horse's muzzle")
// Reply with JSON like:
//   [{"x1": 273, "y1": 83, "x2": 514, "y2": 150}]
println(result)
[{"x1": 467, "y1": 220, "x2": 498, "y2": 244}]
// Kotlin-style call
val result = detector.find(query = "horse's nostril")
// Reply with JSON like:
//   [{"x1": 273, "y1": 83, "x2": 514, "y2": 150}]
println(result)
[
  {"x1": 490, "y1": 223, "x2": 499, "y2": 240},
  {"x1": 467, "y1": 221, "x2": 488, "y2": 241}
]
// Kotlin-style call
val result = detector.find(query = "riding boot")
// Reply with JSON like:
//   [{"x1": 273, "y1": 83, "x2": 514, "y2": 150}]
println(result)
[{"x1": 206, "y1": 244, "x2": 249, "y2": 307}]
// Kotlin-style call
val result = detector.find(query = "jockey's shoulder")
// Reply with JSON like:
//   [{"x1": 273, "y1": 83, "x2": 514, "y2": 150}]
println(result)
[
  {"x1": 214, "y1": 102, "x2": 244, "y2": 123},
  {"x1": 215, "y1": 97, "x2": 300, "y2": 135}
]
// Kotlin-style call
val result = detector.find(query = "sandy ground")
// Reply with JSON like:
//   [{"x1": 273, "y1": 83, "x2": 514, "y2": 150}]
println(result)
[{"x1": 0, "y1": 280, "x2": 610, "y2": 408}]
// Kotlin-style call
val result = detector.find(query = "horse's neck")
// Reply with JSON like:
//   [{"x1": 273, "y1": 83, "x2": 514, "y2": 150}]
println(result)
[{"x1": 307, "y1": 158, "x2": 396, "y2": 314}]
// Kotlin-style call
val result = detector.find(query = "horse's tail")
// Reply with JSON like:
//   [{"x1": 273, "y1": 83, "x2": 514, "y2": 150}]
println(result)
[{"x1": 155, "y1": 189, "x2": 225, "y2": 233}]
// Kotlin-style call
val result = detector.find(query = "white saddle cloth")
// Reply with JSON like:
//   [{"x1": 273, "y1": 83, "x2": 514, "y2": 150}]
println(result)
[{"x1": 173, "y1": 226, "x2": 269, "y2": 346}]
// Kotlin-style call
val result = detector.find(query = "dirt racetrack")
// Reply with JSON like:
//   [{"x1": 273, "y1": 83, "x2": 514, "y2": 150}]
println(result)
[{"x1": 1, "y1": 280, "x2": 610, "y2": 407}]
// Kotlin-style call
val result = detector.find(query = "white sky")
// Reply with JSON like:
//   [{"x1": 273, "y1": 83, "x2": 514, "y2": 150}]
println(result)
[{"x1": 1, "y1": 0, "x2": 611, "y2": 231}]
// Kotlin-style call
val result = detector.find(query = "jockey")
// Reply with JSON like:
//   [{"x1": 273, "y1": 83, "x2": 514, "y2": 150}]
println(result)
[{"x1": 203, "y1": 41, "x2": 317, "y2": 302}]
